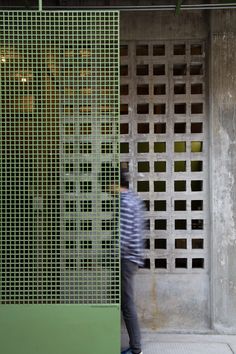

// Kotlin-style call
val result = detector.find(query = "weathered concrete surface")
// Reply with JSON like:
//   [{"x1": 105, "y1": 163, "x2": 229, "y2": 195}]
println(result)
[
  {"x1": 134, "y1": 273, "x2": 209, "y2": 332},
  {"x1": 210, "y1": 10, "x2": 236, "y2": 333},
  {"x1": 121, "y1": 10, "x2": 208, "y2": 40}
]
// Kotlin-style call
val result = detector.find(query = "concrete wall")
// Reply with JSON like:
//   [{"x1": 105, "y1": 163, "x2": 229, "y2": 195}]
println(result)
[
  {"x1": 210, "y1": 10, "x2": 236, "y2": 334},
  {"x1": 121, "y1": 10, "x2": 211, "y2": 332},
  {"x1": 121, "y1": 9, "x2": 236, "y2": 333}
]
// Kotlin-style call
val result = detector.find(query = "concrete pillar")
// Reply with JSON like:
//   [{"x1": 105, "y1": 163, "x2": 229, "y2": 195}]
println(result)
[{"x1": 210, "y1": 10, "x2": 236, "y2": 333}]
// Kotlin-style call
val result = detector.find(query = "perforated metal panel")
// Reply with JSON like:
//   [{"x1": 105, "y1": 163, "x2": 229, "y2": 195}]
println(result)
[
  {"x1": 120, "y1": 41, "x2": 208, "y2": 273},
  {"x1": 0, "y1": 11, "x2": 120, "y2": 304}
]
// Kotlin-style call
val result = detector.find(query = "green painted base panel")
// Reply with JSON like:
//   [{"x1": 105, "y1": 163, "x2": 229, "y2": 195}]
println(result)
[{"x1": 0, "y1": 305, "x2": 120, "y2": 354}]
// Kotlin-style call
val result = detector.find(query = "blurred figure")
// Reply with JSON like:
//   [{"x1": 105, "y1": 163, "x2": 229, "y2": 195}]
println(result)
[{"x1": 120, "y1": 168, "x2": 144, "y2": 354}]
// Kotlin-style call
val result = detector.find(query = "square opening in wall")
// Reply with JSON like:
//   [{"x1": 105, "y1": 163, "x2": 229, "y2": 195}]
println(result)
[
  {"x1": 138, "y1": 123, "x2": 149, "y2": 134},
  {"x1": 137, "y1": 104, "x2": 149, "y2": 114},
  {"x1": 174, "y1": 83, "x2": 186, "y2": 94},
  {"x1": 155, "y1": 219, "x2": 167, "y2": 230},
  {"x1": 174, "y1": 141, "x2": 186, "y2": 153},
  {"x1": 153, "y1": 45, "x2": 165, "y2": 56},
  {"x1": 191, "y1": 122, "x2": 203, "y2": 133},
  {"x1": 136, "y1": 44, "x2": 149, "y2": 56},
  {"x1": 154, "y1": 84, "x2": 166, "y2": 95},
  {"x1": 120, "y1": 44, "x2": 128, "y2": 56},
  {"x1": 137, "y1": 181, "x2": 149, "y2": 192},
  {"x1": 153, "y1": 64, "x2": 165, "y2": 75},
  {"x1": 190, "y1": 64, "x2": 203, "y2": 75},
  {"x1": 154, "y1": 200, "x2": 166, "y2": 211},
  {"x1": 174, "y1": 44, "x2": 186, "y2": 55},
  {"x1": 144, "y1": 259, "x2": 151, "y2": 269},
  {"x1": 155, "y1": 239, "x2": 167, "y2": 249},
  {"x1": 120, "y1": 123, "x2": 129, "y2": 134},
  {"x1": 191, "y1": 103, "x2": 203, "y2": 114},
  {"x1": 120, "y1": 142, "x2": 129, "y2": 154},
  {"x1": 173, "y1": 64, "x2": 187, "y2": 76},
  {"x1": 120, "y1": 65, "x2": 128, "y2": 76},
  {"x1": 154, "y1": 104, "x2": 166, "y2": 115},
  {"x1": 120, "y1": 84, "x2": 129, "y2": 95},
  {"x1": 191, "y1": 141, "x2": 203, "y2": 152},
  {"x1": 137, "y1": 84, "x2": 149, "y2": 95},
  {"x1": 191, "y1": 44, "x2": 203, "y2": 55},
  {"x1": 174, "y1": 180, "x2": 186, "y2": 192},
  {"x1": 154, "y1": 123, "x2": 166, "y2": 134},
  {"x1": 175, "y1": 219, "x2": 187, "y2": 230},
  {"x1": 174, "y1": 103, "x2": 186, "y2": 114},
  {"x1": 192, "y1": 238, "x2": 204, "y2": 249},
  {"x1": 192, "y1": 219, "x2": 204, "y2": 230},
  {"x1": 154, "y1": 181, "x2": 166, "y2": 192},
  {"x1": 174, "y1": 123, "x2": 186, "y2": 133},
  {"x1": 174, "y1": 160, "x2": 186, "y2": 172},
  {"x1": 191, "y1": 160, "x2": 203, "y2": 172},
  {"x1": 155, "y1": 259, "x2": 167, "y2": 269},
  {"x1": 174, "y1": 200, "x2": 186, "y2": 211},
  {"x1": 137, "y1": 64, "x2": 149, "y2": 75},
  {"x1": 138, "y1": 161, "x2": 150, "y2": 172},
  {"x1": 138, "y1": 142, "x2": 149, "y2": 153},
  {"x1": 175, "y1": 239, "x2": 187, "y2": 249},
  {"x1": 120, "y1": 104, "x2": 129, "y2": 115},
  {"x1": 192, "y1": 258, "x2": 204, "y2": 268},
  {"x1": 154, "y1": 142, "x2": 166, "y2": 153},
  {"x1": 191, "y1": 200, "x2": 203, "y2": 210},
  {"x1": 191, "y1": 83, "x2": 203, "y2": 94},
  {"x1": 191, "y1": 180, "x2": 203, "y2": 191},
  {"x1": 175, "y1": 258, "x2": 187, "y2": 268},
  {"x1": 154, "y1": 161, "x2": 166, "y2": 172}
]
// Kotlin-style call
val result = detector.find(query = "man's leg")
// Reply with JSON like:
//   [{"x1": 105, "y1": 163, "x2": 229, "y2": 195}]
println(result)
[{"x1": 121, "y1": 259, "x2": 142, "y2": 354}]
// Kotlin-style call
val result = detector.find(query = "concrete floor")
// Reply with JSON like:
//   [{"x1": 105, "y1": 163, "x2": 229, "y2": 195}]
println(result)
[{"x1": 122, "y1": 331, "x2": 236, "y2": 354}]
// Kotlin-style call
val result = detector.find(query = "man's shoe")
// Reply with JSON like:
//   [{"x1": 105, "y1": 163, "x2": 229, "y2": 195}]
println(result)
[{"x1": 121, "y1": 349, "x2": 143, "y2": 354}]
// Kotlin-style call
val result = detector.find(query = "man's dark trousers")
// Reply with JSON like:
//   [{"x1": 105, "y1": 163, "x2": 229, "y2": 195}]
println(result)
[{"x1": 121, "y1": 258, "x2": 141, "y2": 354}]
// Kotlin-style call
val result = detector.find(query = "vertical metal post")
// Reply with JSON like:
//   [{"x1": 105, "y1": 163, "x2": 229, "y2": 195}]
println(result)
[{"x1": 39, "y1": 0, "x2": 42, "y2": 11}]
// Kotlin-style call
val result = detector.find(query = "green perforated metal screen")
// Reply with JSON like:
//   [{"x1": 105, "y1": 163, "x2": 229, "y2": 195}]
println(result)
[{"x1": 0, "y1": 11, "x2": 120, "y2": 305}]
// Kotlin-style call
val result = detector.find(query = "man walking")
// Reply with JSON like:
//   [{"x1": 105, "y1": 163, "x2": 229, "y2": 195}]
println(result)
[{"x1": 120, "y1": 168, "x2": 144, "y2": 354}]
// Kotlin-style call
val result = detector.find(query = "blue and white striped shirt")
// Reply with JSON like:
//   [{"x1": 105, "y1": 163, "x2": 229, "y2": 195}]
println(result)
[{"x1": 120, "y1": 190, "x2": 144, "y2": 266}]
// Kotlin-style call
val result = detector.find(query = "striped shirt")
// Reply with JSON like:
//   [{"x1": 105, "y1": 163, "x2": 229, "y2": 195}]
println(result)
[{"x1": 120, "y1": 190, "x2": 144, "y2": 266}]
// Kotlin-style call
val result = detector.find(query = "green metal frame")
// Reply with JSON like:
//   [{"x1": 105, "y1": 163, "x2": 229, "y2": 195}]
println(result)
[{"x1": 0, "y1": 10, "x2": 120, "y2": 354}]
